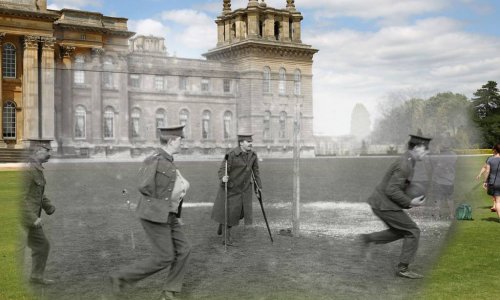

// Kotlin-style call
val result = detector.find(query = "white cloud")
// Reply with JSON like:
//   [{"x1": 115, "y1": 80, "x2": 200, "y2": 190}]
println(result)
[
  {"x1": 305, "y1": 16, "x2": 500, "y2": 135},
  {"x1": 128, "y1": 19, "x2": 170, "y2": 38},
  {"x1": 47, "y1": 0, "x2": 102, "y2": 10}
]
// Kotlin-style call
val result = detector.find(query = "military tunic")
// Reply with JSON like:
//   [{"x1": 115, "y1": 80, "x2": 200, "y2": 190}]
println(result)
[
  {"x1": 21, "y1": 158, "x2": 56, "y2": 278},
  {"x1": 211, "y1": 147, "x2": 262, "y2": 226},
  {"x1": 366, "y1": 151, "x2": 421, "y2": 265},
  {"x1": 115, "y1": 148, "x2": 191, "y2": 293}
]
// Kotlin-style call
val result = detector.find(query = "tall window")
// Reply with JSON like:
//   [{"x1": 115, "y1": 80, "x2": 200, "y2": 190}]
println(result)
[
  {"x1": 223, "y1": 79, "x2": 231, "y2": 93},
  {"x1": 263, "y1": 67, "x2": 271, "y2": 93},
  {"x1": 279, "y1": 111, "x2": 287, "y2": 139},
  {"x1": 155, "y1": 76, "x2": 165, "y2": 91},
  {"x1": 74, "y1": 55, "x2": 85, "y2": 84},
  {"x1": 2, "y1": 101, "x2": 16, "y2": 139},
  {"x1": 131, "y1": 108, "x2": 141, "y2": 138},
  {"x1": 179, "y1": 109, "x2": 190, "y2": 138},
  {"x1": 155, "y1": 108, "x2": 167, "y2": 138},
  {"x1": 103, "y1": 107, "x2": 115, "y2": 139},
  {"x1": 179, "y1": 76, "x2": 187, "y2": 90},
  {"x1": 2, "y1": 43, "x2": 16, "y2": 78},
  {"x1": 202, "y1": 110, "x2": 211, "y2": 139},
  {"x1": 74, "y1": 105, "x2": 86, "y2": 139},
  {"x1": 294, "y1": 69, "x2": 301, "y2": 95},
  {"x1": 201, "y1": 78, "x2": 209, "y2": 92},
  {"x1": 279, "y1": 68, "x2": 286, "y2": 95},
  {"x1": 263, "y1": 111, "x2": 271, "y2": 140},
  {"x1": 223, "y1": 111, "x2": 232, "y2": 139},
  {"x1": 129, "y1": 74, "x2": 140, "y2": 88}
]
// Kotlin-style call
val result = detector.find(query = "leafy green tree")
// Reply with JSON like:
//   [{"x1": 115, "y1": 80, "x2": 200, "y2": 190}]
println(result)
[{"x1": 470, "y1": 81, "x2": 500, "y2": 147}]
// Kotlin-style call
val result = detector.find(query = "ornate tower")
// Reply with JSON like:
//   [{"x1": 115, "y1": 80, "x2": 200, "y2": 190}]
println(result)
[{"x1": 204, "y1": 0, "x2": 318, "y2": 155}]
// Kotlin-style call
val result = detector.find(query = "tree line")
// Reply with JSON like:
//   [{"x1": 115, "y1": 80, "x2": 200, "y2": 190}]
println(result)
[{"x1": 371, "y1": 81, "x2": 500, "y2": 149}]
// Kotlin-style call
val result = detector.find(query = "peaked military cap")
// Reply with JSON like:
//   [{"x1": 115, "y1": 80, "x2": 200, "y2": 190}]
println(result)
[
  {"x1": 409, "y1": 134, "x2": 432, "y2": 148},
  {"x1": 237, "y1": 133, "x2": 253, "y2": 142},
  {"x1": 28, "y1": 138, "x2": 53, "y2": 151},
  {"x1": 158, "y1": 125, "x2": 185, "y2": 140}
]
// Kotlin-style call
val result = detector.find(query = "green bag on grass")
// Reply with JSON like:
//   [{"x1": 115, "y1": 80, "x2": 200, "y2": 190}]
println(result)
[{"x1": 455, "y1": 203, "x2": 473, "y2": 220}]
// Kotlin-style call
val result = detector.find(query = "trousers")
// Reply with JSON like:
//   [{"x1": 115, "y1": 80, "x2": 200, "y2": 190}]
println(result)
[
  {"x1": 367, "y1": 208, "x2": 420, "y2": 264},
  {"x1": 116, "y1": 214, "x2": 191, "y2": 292}
]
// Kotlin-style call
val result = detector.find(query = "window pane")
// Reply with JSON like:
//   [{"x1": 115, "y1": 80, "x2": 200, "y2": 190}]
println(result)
[
  {"x1": 75, "y1": 107, "x2": 86, "y2": 138},
  {"x1": 223, "y1": 79, "x2": 231, "y2": 93},
  {"x1": 2, "y1": 43, "x2": 16, "y2": 78},
  {"x1": 263, "y1": 67, "x2": 271, "y2": 93},
  {"x1": 2, "y1": 101, "x2": 16, "y2": 139},
  {"x1": 155, "y1": 76, "x2": 164, "y2": 91},
  {"x1": 201, "y1": 78, "x2": 209, "y2": 92},
  {"x1": 279, "y1": 68, "x2": 286, "y2": 95},
  {"x1": 104, "y1": 109, "x2": 114, "y2": 138},
  {"x1": 224, "y1": 111, "x2": 232, "y2": 139}
]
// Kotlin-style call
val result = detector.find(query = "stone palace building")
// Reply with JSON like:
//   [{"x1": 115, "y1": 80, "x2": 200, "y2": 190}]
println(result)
[{"x1": 0, "y1": 0, "x2": 317, "y2": 158}]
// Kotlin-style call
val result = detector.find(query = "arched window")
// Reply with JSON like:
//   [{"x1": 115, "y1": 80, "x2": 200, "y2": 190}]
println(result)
[
  {"x1": 2, "y1": 43, "x2": 16, "y2": 78},
  {"x1": 103, "y1": 107, "x2": 115, "y2": 139},
  {"x1": 279, "y1": 111, "x2": 287, "y2": 139},
  {"x1": 263, "y1": 111, "x2": 271, "y2": 140},
  {"x1": 202, "y1": 110, "x2": 211, "y2": 139},
  {"x1": 131, "y1": 108, "x2": 141, "y2": 138},
  {"x1": 223, "y1": 111, "x2": 232, "y2": 139},
  {"x1": 294, "y1": 69, "x2": 301, "y2": 95},
  {"x1": 179, "y1": 109, "x2": 190, "y2": 139},
  {"x1": 74, "y1": 105, "x2": 86, "y2": 139},
  {"x1": 279, "y1": 68, "x2": 286, "y2": 95},
  {"x1": 155, "y1": 108, "x2": 167, "y2": 138},
  {"x1": 2, "y1": 101, "x2": 16, "y2": 139},
  {"x1": 263, "y1": 67, "x2": 271, "y2": 93},
  {"x1": 74, "y1": 55, "x2": 85, "y2": 84}
]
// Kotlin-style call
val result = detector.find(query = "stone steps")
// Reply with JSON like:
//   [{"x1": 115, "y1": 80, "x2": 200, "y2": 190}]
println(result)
[{"x1": 0, "y1": 148, "x2": 29, "y2": 163}]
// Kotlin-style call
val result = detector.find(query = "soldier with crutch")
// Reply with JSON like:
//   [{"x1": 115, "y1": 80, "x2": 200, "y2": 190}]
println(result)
[{"x1": 211, "y1": 134, "x2": 262, "y2": 246}]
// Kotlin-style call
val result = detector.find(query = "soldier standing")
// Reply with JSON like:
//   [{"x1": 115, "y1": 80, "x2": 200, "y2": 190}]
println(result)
[
  {"x1": 211, "y1": 134, "x2": 262, "y2": 245},
  {"x1": 111, "y1": 125, "x2": 191, "y2": 300},
  {"x1": 21, "y1": 140, "x2": 56, "y2": 285},
  {"x1": 360, "y1": 134, "x2": 431, "y2": 279}
]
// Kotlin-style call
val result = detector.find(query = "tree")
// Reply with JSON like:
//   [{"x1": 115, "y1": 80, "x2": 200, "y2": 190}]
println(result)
[{"x1": 470, "y1": 81, "x2": 500, "y2": 147}]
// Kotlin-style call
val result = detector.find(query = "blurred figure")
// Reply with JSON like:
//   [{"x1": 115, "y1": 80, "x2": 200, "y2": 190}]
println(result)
[
  {"x1": 211, "y1": 134, "x2": 262, "y2": 245},
  {"x1": 110, "y1": 125, "x2": 191, "y2": 300},
  {"x1": 429, "y1": 142, "x2": 457, "y2": 219},
  {"x1": 476, "y1": 147, "x2": 498, "y2": 212},
  {"x1": 360, "y1": 134, "x2": 431, "y2": 279},
  {"x1": 21, "y1": 140, "x2": 56, "y2": 285},
  {"x1": 483, "y1": 144, "x2": 500, "y2": 221}
]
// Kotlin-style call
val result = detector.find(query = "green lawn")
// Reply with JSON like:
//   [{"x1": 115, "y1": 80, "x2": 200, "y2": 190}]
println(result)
[
  {"x1": 0, "y1": 171, "x2": 33, "y2": 300},
  {"x1": 418, "y1": 156, "x2": 499, "y2": 299}
]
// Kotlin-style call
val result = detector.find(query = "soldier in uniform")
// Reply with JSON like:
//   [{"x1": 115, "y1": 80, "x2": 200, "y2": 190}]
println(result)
[
  {"x1": 360, "y1": 134, "x2": 431, "y2": 279},
  {"x1": 110, "y1": 125, "x2": 191, "y2": 300},
  {"x1": 211, "y1": 134, "x2": 262, "y2": 245},
  {"x1": 21, "y1": 140, "x2": 56, "y2": 285}
]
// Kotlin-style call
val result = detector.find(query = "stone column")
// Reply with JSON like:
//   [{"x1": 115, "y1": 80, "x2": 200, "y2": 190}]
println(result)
[
  {"x1": 235, "y1": 15, "x2": 243, "y2": 40},
  {"x1": 22, "y1": 35, "x2": 40, "y2": 143},
  {"x1": 216, "y1": 19, "x2": 224, "y2": 45},
  {"x1": 246, "y1": 10, "x2": 259, "y2": 38},
  {"x1": 0, "y1": 33, "x2": 6, "y2": 148},
  {"x1": 59, "y1": 45, "x2": 75, "y2": 149},
  {"x1": 282, "y1": 15, "x2": 290, "y2": 41},
  {"x1": 291, "y1": 15, "x2": 302, "y2": 42},
  {"x1": 264, "y1": 13, "x2": 274, "y2": 40},
  {"x1": 40, "y1": 37, "x2": 56, "y2": 146},
  {"x1": 91, "y1": 48, "x2": 104, "y2": 144},
  {"x1": 224, "y1": 19, "x2": 231, "y2": 43}
]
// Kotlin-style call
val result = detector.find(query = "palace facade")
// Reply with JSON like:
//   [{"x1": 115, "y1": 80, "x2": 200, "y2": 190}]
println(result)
[{"x1": 0, "y1": 0, "x2": 317, "y2": 158}]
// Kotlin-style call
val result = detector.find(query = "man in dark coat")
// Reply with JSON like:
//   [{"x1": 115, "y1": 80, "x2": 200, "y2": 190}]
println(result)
[
  {"x1": 111, "y1": 125, "x2": 191, "y2": 300},
  {"x1": 360, "y1": 134, "x2": 431, "y2": 279},
  {"x1": 211, "y1": 134, "x2": 262, "y2": 244},
  {"x1": 21, "y1": 140, "x2": 56, "y2": 285}
]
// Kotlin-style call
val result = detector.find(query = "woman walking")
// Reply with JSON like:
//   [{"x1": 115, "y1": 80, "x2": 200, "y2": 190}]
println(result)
[{"x1": 483, "y1": 144, "x2": 500, "y2": 221}]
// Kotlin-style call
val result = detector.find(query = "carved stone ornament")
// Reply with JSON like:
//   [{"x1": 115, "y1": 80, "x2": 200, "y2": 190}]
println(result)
[
  {"x1": 0, "y1": 33, "x2": 6, "y2": 43},
  {"x1": 40, "y1": 36, "x2": 56, "y2": 50},
  {"x1": 23, "y1": 35, "x2": 40, "y2": 49},
  {"x1": 91, "y1": 48, "x2": 105, "y2": 57},
  {"x1": 60, "y1": 45, "x2": 76, "y2": 59},
  {"x1": 286, "y1": 0, "x2": 295, "y2": 9},
  {"x1": 223, "y1": 0, "x2": 231, "y2": 13}
]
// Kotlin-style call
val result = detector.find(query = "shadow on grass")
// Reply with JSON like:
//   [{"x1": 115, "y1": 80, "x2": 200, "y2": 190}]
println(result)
[{"x1": 481, "y1": 217, "x2": 500, "y2": 223}]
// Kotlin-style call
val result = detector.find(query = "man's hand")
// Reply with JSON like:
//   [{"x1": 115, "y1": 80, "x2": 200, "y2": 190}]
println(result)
[
  {"x1": 222, "y1": 175, "x2": 229, "y2": 183},
  {"x1": 410, "y1": 195, "x2": 426, "y2": 207},
  {"x1": 33, "y1": 218, "x2": 43, "y2": 228}
]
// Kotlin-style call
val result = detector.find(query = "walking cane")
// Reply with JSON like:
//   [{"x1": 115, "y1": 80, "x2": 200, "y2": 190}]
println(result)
[
  {"x1": 224, "y1": 154, "x2": 229, "y2": 251},
  {"x1": 251, "y1": 170, "x2": 273, "y2": 243}
]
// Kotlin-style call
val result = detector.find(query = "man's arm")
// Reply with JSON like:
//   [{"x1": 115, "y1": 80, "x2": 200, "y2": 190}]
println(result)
[{"x1": 385, "y1": 163, "x2": 412, "y2": 208}]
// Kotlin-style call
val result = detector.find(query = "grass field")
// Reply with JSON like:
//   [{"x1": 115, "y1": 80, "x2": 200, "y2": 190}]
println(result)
[{"x1": 0, "y1": 155, "x2": 497, "y2": 299}]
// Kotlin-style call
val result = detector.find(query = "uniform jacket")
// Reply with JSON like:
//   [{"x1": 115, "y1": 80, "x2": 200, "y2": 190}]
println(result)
[
  {"x1": 367, "y1": 151, "x2": 415, "y2": 211},
  {"x1": 211, "y1": 147, "x2": 262, "y2": 226},
  {"x1": 21, "y1": 158, "x2": 55, "y2": 228},
  {"x1": 136, "y1": 148, "x2": 180, "y2": 223}
]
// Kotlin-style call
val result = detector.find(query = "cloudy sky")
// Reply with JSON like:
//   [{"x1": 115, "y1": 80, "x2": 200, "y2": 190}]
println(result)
[{"x1": 47, "y1": 0, "x2": 500, "y2": 136}]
